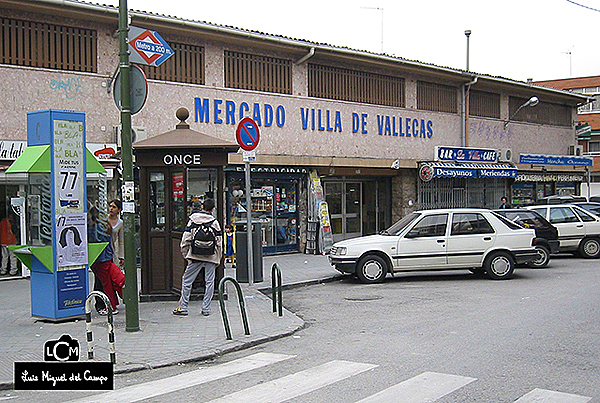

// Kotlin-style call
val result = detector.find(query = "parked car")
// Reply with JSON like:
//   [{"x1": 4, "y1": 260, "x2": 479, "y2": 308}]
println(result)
[
  {"x1": 526, "y1": 204, "x2": 600, "y2": 258},
  {"x1": 493, "y1": 209, "x2": 559, "y2": 268},
  {"x1": 573, "y1": 202, "x2": 600, "y2": 217},
  {"x1": 535, "y1": 195, "x2": 587, "y2": 205},
  {"x1": 328, "y1": 208, "x2": 537, "y2": 283}
]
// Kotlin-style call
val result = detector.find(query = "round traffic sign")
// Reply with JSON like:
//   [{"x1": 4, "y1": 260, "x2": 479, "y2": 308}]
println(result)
[
  {"x1": 236, "y1": 118, "x2": 260, "y2": 151},
  {"x1": 113, "y1": 64, "x2": 148, "y2": 115}
]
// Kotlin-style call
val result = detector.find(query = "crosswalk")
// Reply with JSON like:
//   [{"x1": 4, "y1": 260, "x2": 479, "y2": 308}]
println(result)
[{"x1": 67, "y1": 352, "x2": 592, "y2": 403}]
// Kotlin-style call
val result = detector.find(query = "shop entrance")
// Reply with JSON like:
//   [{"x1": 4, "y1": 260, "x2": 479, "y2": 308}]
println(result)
[
  {"x1": 323, "y1": 178, "x2": 390, "y2": 243},
  {"x1": 325, "y1": 181, "x2": 362, "y2": 242}
]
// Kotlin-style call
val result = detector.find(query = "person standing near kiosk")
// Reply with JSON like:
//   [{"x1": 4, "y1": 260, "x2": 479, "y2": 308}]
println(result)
[{"x1": 173, "y1": 199, "x2": 222, "y2": 317}]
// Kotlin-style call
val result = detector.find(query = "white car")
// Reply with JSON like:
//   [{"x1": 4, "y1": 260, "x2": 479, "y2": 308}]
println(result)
[
  {"x1": 526, "y1": 204, "x2": 600, "y2": 259},
  {"x1": 329, "y1": 208, "x2": 537, "y2": 283}
]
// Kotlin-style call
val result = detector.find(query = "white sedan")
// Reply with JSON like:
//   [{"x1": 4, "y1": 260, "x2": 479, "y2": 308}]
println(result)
[{"x1": 329, "y1": 208, "x2": 537, "y2": 283}]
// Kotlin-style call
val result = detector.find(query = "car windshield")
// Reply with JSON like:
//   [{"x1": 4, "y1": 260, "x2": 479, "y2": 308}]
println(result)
[{"x1": 382, "y1": 212, "x2": 420, "y2": 236}]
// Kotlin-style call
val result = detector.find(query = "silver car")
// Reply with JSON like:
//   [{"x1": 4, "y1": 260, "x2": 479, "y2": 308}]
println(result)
[{"x1": 526, "y1": 204, "x2": 600, "y2": 258}]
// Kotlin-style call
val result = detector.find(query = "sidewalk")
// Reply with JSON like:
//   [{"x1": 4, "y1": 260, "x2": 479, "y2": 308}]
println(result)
[{"x1": 0, "y1": 253, "x2": 339, "y2": 388}]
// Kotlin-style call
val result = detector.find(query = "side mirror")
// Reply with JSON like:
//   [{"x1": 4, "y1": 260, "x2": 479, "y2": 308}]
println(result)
[{"x1": 405, "y1": 230, "x2": 419, "y2": 238}]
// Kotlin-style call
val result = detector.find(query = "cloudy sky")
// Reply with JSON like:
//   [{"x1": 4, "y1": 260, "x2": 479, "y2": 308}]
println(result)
[{"x1": 101, "y1": 0, "x2": 600, "y2": 82}]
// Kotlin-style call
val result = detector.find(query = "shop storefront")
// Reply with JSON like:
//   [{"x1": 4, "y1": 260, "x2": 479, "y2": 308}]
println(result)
[
  {"x1": 512, "y1": 172, "x2": 586, "y2": 206},
  {"x1": 226, "y1": 167, "x2": 307, "y2": 255},
  {"x1": 417, "y1": 154, "x2": 517, "y2": 209}
]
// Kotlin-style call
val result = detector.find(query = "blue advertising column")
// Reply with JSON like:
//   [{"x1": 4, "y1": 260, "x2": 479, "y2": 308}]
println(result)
[{"x1": 27, "y1": 109, "x2": 89, "y2": 320}]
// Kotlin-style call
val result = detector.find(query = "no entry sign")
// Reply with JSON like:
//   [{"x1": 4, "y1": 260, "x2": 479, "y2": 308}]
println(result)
[{"x1": 236, "y1": 118, "x2": 260, "y2": 151}]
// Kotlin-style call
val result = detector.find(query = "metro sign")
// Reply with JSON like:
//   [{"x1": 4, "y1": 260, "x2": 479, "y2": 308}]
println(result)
[{"x1": 128, "y1": 26, "x2": 174, "y2": 67}]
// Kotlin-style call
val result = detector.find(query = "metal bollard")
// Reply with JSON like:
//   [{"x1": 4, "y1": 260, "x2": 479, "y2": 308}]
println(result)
[
  {"x1": 218, "y1": 276, "x2": 250, "y2": 340},
  {"x1": 84, "y1": 291, "x2": 116, "y2": 364},
  {"x1": 271, "y1": 263, "x2": 283, "y2": 317}
]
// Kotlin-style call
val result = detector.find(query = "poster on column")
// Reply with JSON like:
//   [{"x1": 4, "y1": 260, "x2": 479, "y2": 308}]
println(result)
[
  {"x1": 56, "y1": 213, "x2": 88, "y2": 267},
  {"x1": 53, "y1": 120, "x2": 85, "y2": 215}
]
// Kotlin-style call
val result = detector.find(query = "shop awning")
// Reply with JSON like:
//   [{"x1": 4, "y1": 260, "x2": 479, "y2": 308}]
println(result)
[
  {"x1": 5, "y1": 145, "x2": 105, "y2": 174},
  {"x1": 421, "y1": 162, "x2": 517, "y2": 180}
]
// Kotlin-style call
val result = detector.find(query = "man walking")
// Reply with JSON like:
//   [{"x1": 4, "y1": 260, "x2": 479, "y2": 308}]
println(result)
[{"x1": 173, "y1": 199, "x2": 222, "y2": 316}]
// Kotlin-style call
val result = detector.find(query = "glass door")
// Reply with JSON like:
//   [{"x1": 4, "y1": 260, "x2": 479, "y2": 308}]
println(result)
[{"x1": 325, "y1": 181, "x2": 363, "y2": 242}]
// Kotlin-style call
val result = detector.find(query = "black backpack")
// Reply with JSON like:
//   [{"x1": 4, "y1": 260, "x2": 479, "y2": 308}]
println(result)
[{"x1": 191, "y1": 220, "x2": 217, "y2": 255}]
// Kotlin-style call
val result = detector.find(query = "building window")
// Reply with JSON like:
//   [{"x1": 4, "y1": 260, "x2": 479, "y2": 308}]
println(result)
[
  {"x1": 469, "y1": 90, "x2": 500, "y2": 118},
  {"x1": 417, "y1": 81, "x2": 457, "y2": 113},
  {"x1": 224, "y1": 51, "x2": 292, "y2": 94},
  {"x1": 308, "y1": 64, "x2": 405, "y2": 107},
  {"x1": 509, "y1": 96, "x2": 571, "y2": 127},
  {"x1": 589, "y1": 141, "x2": 600, "y2": 153},
  {"x1": 573, "y1": 87, "x2": 600, "y2": 113},
  {"x1": 1, "y1": 17, "x2": 97, "y2": 72},
  {"x1": 141, "y1": 42, "x2": 204, "y2": 85}
]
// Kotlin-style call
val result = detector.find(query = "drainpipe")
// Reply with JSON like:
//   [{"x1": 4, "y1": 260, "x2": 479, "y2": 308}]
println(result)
[
  {"x1": 295, "y1": 47, "x2": 315, "y2": 65},
  {"x1": 461, "y1": 75, "x2": 478, "y2": 147}
]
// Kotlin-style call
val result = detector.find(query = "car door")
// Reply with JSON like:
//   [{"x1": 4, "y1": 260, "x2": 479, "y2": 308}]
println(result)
[
  {"x1": 394, "y1": 213, "x2": 448, "y2": 270},
  {"x1": 547, "y1": 206, "x2": 584, "y2": 249},
  {"x1": 446, "y1": 212, "x2": 496, "y2": 267}
]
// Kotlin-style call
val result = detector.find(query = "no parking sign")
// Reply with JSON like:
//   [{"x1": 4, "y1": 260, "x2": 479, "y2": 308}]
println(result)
[{"x1": 236, "y1": 118, "x2": 260, "y2": 151}]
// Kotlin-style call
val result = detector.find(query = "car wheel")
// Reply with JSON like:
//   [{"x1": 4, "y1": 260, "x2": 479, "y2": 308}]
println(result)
[
  {"x1": 356, "y1": 255, "x2": 388, "y2": 284},
  {"x1": 579, "y1": 237, "x2": 600, "y2": 259},
  {"x1": 484, "y1": 251, "x2": 515, "y2": 280},
  {"x1": 528, "y1": 245, "x2": 550, "y2": 268}
]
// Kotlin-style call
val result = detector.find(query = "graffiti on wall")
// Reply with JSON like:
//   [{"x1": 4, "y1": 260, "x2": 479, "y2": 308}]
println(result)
[
  {"x1": 49, "y1": 74, "x2": 82, "y2": 99},
  {"x1": 470, "y1": 120, "x2": 513, "y2": 143}
]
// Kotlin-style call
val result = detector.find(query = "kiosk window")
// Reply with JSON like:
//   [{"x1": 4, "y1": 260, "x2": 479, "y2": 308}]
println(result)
[{"x1": 149, "y1": 172, "x2": 166, "y2": 231}]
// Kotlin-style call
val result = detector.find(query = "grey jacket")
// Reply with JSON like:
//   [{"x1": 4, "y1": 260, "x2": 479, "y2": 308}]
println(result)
[{"x1": 180, "y1": 211, "x2": 223, "y2": 264}]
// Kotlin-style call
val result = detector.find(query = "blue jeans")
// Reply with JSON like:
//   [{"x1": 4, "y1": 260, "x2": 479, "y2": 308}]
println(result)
[{"x1": 178, "y1": 260, "x2": 216, "y2": 313}]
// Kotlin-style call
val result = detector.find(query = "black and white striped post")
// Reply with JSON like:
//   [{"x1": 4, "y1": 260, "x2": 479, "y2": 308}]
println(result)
[{"x1": 85, "y1": 291, "x2": 116, "y2": 364}]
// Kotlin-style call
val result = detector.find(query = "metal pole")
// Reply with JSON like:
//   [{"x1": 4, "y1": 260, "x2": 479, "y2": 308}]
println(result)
[
  {"x1": 119, "y1": 0, "x2": 140, "y2": 332},
  {"x1": 244, "y1": 161, "x2": 253, "y2": 285}
]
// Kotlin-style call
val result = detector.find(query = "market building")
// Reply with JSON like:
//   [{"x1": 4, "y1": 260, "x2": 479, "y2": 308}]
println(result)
[{"x1": 0, "y1": 0, "x2": 589, "y2": 295}]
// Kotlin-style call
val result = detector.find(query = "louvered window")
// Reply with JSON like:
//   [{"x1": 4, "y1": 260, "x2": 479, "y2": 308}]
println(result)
[
  {"x1": 224, "y1": 51, "x2": 291, "y2": 94},
  {"x1": 509, "y1": 96, "x2": 571, "y2": 127},
  {"x1": 417, "y1": 81, "x2": 457, "y2": 113},
  {"x1": 308, "y1": 64, "x2": 405, "y2": 107},
  {"x1": 469, "y1": 90, "x2": 500, "y2": 118},
  {"x1": 141, "y1": 42, "x2": 204, "y2": 85},
  {"x1": 1, "y1": 17, "x2": 96, "y2": 72}
]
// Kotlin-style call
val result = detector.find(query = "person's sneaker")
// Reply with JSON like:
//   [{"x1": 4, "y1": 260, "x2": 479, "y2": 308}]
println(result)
[
  {"x1": 112, "y1": 308, "x2": 119, "y2": 315},
  {"x1": 173, "y1": 307, "x2": 188, "y2": 316},
  {"x1": 97, "y1": 308, "x2": 108, "y2": 316},
  {"x1": 201, "y1": 311, "x2": 210, "y2": 316}
]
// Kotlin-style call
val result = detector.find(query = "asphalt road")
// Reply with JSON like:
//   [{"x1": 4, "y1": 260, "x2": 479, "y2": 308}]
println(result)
[{"x1": 7, "y1": 255, "x2": 599, "y2": 402}]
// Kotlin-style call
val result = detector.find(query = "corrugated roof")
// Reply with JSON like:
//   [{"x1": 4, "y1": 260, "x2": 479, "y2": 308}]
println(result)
[{"x1": 34, "y1": 0, "x2": 589, "y2": 102}]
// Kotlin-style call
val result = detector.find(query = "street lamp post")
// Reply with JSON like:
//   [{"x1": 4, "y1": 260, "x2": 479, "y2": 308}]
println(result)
[{"x1": 504, "y1": 96, "x2": 539, "y2": 128}]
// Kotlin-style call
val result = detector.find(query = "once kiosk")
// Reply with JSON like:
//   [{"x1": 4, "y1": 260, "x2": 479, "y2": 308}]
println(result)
[{"x1": 134, "y1": 108, "x2": 238, "y2": 300}]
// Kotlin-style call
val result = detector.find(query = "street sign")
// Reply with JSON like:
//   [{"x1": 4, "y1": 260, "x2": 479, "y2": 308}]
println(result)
[
  {"x1": 128, "y1": 26, "x2": 174, "y2": 67},
  {"x1": 236, "y1": 118, "x2": 260, "y2": 151},
  {"x1": 113, "y1": 64, "x2": 148, "y2": 115}
]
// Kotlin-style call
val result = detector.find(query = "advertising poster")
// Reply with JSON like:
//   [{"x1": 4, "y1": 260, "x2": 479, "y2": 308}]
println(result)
[
  {"x1": 53, "y1": 120, "x2": 84, "y2": 214},
  {"x1": 56, "y1": 213, "x2": 88, "y2": 267}
]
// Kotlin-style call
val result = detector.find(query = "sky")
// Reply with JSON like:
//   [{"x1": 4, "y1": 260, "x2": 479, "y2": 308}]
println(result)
[{"x1": 99, "y1": 0, "x2": 600, "y2": 82}]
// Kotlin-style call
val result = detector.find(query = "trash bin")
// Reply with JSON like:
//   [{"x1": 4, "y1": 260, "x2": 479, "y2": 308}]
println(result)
[{"x1": 235, "y1": 221, "x2": 263, "y2": 283}]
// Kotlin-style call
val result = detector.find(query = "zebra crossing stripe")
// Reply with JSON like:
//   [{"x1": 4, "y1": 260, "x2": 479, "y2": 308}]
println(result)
[
  {"x1": 355, "y1": 371, "x2": 476, "y2": 403},
  {"x1": 514, "y1": 388, "x2": 592, "y2": 403},
  {"x1": 65, "y1": 352, "x2": 295, "y2": 403},
  {"x1": 206, "y1": 360, "x2": 378, "y2": 403}
]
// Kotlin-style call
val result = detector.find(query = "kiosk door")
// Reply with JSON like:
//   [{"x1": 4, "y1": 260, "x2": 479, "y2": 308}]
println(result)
[{"x1": 146, "y1": 170, "x2": 171, "y2": 294}]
